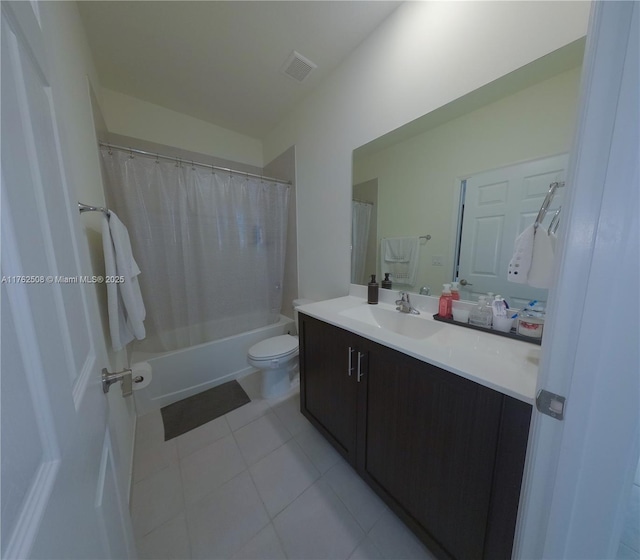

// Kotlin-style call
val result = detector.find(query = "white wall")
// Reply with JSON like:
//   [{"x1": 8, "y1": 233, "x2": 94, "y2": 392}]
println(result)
[
  {"x1": 263, "y1": 1, "x2": 590, "y2": 301},
  {"x1": 40, "y1": 1, "x2": 136, "y2": 504},
  {"x1": 101, "y1": 88, "x2": 264, "y2": 167},
  {"x1": 353, "y1": 67, "x2": 582, "y2": 292}
]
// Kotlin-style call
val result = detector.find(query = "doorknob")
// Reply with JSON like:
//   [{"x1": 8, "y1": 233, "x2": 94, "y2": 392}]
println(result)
[
  {"x1": 459, "y1": 279, "x2": 473, "y2": 286},
  {"x1": 102, "y1": 368, "x2": 133, "y2": 397}
]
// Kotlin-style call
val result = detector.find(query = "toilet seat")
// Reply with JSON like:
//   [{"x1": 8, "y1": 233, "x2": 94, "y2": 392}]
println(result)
[{"x1": 248, "y1": 334, "x2": 298, "y2": 362}]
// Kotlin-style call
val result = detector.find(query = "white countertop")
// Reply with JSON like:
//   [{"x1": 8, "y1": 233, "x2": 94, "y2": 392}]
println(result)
[{"x1": 297, "y1": 291, "x2": 539, "y2": 405}]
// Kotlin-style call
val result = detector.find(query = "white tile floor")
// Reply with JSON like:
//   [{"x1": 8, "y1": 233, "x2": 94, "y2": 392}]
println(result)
[{"x1": 131, "y1": 372, "x2": 436, "y2": 560}]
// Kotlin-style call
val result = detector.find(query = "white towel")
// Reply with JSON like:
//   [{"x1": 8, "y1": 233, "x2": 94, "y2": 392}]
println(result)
[
  {"x1": 528, "y1": 229, "x2": 555, "y2": 288},
  {"x1": 507, "y1": 225, "x2": 535, "y2": 284},
  {"x1": 102, "y1": 212, "x2": 146, "y2": 351},
  {"x1": 381, "y1": 237, "x2": 420, "y2": 286},
  {"x1": 383, "y1": 237, "x2": 418, "y2": 262}
]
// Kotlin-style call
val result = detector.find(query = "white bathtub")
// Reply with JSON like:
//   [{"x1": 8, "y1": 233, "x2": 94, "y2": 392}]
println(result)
[{"x1": 132, "y1": 315, "x2": 295, "y2": 416}]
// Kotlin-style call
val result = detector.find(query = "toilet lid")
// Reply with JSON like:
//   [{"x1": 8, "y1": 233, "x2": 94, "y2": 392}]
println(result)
[{"x1": 248, "y1": 335, "x2": 299, "y2": 360}]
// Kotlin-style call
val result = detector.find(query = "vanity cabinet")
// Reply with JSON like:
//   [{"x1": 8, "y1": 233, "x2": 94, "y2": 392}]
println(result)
[
  {"x1": 298, "y1": 314, "x2": 361, "y2": 464},
  {"x1": 298, "y1": 313, "x2": 532, "y2": 560}
]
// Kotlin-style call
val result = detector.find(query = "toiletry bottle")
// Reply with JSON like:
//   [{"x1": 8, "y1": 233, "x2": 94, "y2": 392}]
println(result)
[
  {"x1": 381, "y1": 273, "x2": 392, "y2": 290},
  {"x1": 451, "y1": 281, "x2": 460, "y2": 301},
  {"x1": 481, "y1": 298, "x2": 494, "y2": 327},
  {"x1": 469, "y1": 296, "x2": 492, "y2": 328},
  {"x1": 368, "y1": 274, "x2": 379, "y2": 304},
  {"x1": 469, "y1": 296, "x2": 484, "y2": 326},
  {"x1": 438, "y1": 283, "x2": 453, "y2": 318},
  {"x1": 491, "y1": 296, "x2": 514, "y2": 332},
  {"x1": 491, "y1": 295, "x2": 507, "y2": 318}
]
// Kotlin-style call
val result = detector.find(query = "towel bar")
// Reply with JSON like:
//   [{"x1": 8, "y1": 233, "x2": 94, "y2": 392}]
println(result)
[{"x1": 78, "y1": 202, "x2": 111, "y2": 215}]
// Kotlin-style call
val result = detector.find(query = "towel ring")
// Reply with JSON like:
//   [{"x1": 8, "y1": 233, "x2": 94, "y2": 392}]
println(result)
[
  {"x1": 534, "y1": 181, "x2": 565, "y2": 229},
  {"x1": 548, "y1": 207, "x2": 561, "y2": 235}
]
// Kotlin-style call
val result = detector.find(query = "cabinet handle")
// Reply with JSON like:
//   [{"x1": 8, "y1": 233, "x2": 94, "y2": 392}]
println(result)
[
  {"x1": 357, "y1": 352, "x2": 365, "y2": 382},
  {"x1": 348, "y1": 346, "x2": 355, "y2": 377}
]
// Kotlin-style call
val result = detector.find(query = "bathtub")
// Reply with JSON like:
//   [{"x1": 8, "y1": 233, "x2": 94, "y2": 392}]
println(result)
[{"x1": 131, "y1": 315, "x2": 295, "y2": 416}]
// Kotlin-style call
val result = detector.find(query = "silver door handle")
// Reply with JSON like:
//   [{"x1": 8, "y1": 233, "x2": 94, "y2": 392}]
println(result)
[
  {"x1": 348, "y1": 347, "x2": 355, "y2": 377},
  {"x1": 459, "y1": 279, "x2": 473, "y2": 286},
  {"x1": 357, "y1": 352, "x2": 365, "y2": 382},
  {"x1": 102, "y1": 368, "x2": 132, "y2": 397}
]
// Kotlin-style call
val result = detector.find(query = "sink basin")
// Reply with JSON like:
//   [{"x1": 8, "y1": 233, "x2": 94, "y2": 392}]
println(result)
[{"x1": 339, "y1": 305, "x2": 443, "y2": 340}]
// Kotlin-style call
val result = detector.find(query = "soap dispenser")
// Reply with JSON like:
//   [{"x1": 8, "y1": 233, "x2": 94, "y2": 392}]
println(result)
[
  {"x1": 381, "y1": 273, "x2": 393, "y2": 290},
  {"x1": 368, "y1": 274, "x2": 379, "y2": 304},
  {"x1": 438, "y1": 283, "x2": 453, "y2": 318},
  {"x1": 451, "y1": 281, "x2": 461, "y2": 301}
]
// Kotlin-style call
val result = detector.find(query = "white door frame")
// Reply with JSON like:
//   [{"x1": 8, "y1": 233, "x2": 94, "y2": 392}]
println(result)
[{"x1": 515, "y1": 2, "x2": 639, "y2": 558}]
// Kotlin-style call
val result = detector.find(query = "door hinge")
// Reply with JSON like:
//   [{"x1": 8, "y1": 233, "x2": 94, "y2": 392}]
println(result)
[{"x1": 536, "y1": 389, "x2": 566, "y2": 420}]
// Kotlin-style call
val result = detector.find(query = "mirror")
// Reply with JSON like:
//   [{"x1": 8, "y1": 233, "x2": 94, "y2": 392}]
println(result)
[{"x1": 352, "y1": 40, "x2": 584, "y2": 305}]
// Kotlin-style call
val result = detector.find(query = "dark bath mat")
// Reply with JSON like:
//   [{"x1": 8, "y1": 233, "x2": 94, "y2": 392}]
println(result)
[{"x1": 161, "y1": 380, "x2": 251, "y2": 441}]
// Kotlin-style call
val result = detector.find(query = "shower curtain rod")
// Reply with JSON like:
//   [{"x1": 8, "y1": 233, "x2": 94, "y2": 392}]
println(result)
[{"x1": 99, "y1": 142, "x2": 291, "y2": 186}]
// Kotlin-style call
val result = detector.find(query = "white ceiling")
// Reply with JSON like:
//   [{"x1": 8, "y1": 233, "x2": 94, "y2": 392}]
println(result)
[{"x1": 78, "y1": 1, "x2": 401, "y2": 139}]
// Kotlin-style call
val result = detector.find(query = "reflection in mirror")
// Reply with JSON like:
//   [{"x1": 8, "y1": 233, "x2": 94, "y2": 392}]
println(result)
[
  {"x1": 457, "y1": 154, "x2": 567, "y2": 309},
  {"x1": 351, "y1": 180, "x2": 377, "y2": 284},
  {"x1": 352, "y1": 40, "x2": 584, "y2": 305}
]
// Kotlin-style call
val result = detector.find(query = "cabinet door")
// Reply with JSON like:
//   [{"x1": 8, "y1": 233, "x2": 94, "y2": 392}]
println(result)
[
  {"x1": 360, "y1": 341, "x2": 503, "y2": 560},
  {"x1": 299, "y1": 314, "x2": 360, "y2": 464}
]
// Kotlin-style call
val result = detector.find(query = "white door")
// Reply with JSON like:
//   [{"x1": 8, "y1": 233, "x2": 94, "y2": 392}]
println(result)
[
  {"x1": 516, "y1": 2, "x2": 639, "y2": 558},
  {"x1": 458, "y1": 154, "x2": 567, "y2": 308},
  {"x1": 1, "y1": 3, "x2": 134, "y2": 558}
]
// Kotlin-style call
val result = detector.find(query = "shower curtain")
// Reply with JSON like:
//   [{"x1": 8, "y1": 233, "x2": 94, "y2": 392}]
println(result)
[
  {"x1": 351, "y1": 200, "x2": 372, "y2": 284},
  {"x1": 100, "y1": 149, "x2": 289, "y2": 353}
]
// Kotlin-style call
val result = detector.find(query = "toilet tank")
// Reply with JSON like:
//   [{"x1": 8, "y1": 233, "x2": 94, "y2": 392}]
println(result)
[{"x1": 292, "y1": 299, "x2": 314, "y2": 335}]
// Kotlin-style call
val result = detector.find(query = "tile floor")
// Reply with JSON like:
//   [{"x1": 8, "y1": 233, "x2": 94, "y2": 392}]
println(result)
[{"x1": 130, "y1": 372, "x2": 436, "y2": 560}]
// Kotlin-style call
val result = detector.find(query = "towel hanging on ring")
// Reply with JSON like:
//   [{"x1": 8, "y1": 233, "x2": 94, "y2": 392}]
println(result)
[{"x1": 102, "y1": 212, "x2": 146, "y2": 350}]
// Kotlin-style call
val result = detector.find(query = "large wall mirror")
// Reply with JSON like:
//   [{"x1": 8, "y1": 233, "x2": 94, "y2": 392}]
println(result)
[{"x1": 352, "y1": 39, "x2": 584, "y2": 307}]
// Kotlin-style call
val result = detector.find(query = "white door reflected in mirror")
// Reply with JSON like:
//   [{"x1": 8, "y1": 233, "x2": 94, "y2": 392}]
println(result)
[{"x1": 456, "y1": 154, "x2": 567, "y2": 309}]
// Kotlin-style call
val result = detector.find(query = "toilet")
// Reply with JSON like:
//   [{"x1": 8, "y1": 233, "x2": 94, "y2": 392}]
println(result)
[{"x1": 247, "y1": 299, "x2": 313, "y2": 398}]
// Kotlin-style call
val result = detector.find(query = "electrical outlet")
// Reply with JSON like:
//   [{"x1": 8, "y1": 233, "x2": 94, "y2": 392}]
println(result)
[{"x1": 432, "y1": 256, "x2": 443, "y2": 266}]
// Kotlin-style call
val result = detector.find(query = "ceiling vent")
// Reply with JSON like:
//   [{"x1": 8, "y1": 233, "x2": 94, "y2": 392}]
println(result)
[{"x1": 281, "y1": 51, "x2": 317, "y2": 83}]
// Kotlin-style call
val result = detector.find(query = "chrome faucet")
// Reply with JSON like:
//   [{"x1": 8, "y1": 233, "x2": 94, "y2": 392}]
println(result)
[{"x1": 395, "y1": 291, "x2": 420, "y2": 315}]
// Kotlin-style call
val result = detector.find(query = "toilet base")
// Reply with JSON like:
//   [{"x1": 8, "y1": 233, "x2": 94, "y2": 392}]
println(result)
[
  {"x1": 261, "y1": 367, "x2": 291, "y2": 398},
  {"x1": 259, "y1": 361, "x2": 299, "y2": 399}
]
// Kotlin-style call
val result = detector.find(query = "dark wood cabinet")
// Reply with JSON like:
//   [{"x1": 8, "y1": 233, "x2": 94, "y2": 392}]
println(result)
[
  {"x1": 299, "y1": 313, "x2": 532, "y2": 560},
  {"x1": 298, "y1": 314, "x2": 360, "y2": 464}
]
